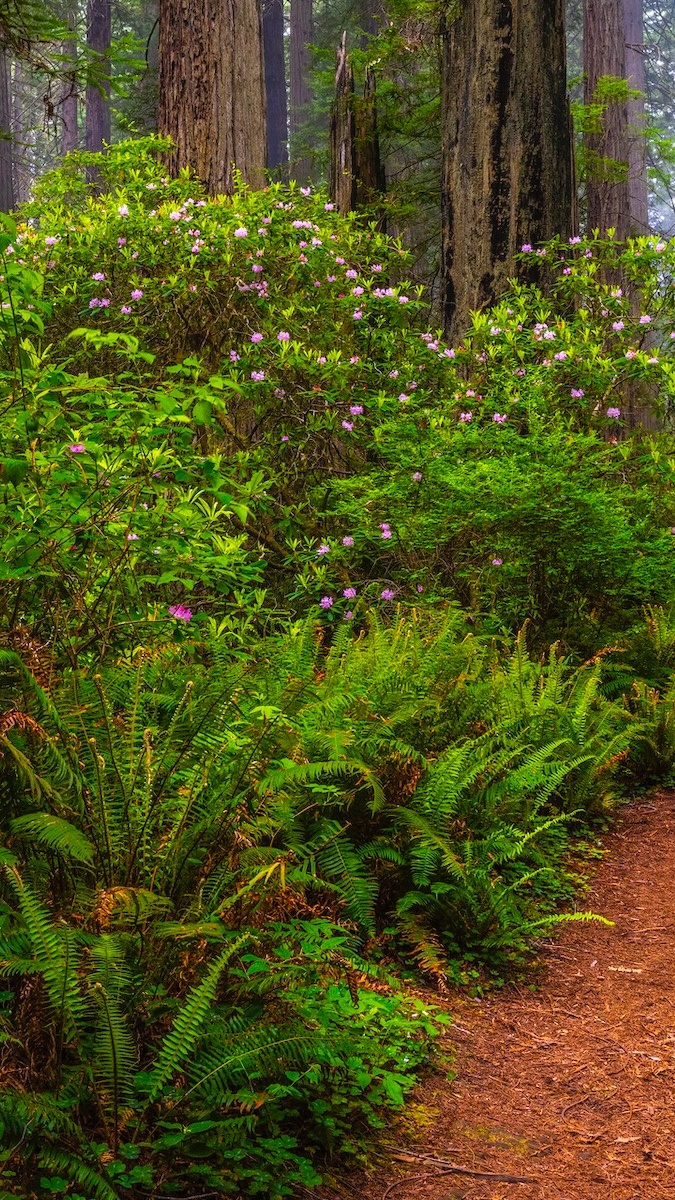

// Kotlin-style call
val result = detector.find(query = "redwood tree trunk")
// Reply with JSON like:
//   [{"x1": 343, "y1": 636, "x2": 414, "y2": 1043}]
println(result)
[
  {"x1": 623, "y1": 0, "x2": 649, "y2": 232},
  {"x1": 263, "y1": 0, "x2": 288, "y2": 172},
  {"x1": 85, "y1": 0, "x2": 111, "y2": 154},
  {"x1": 289, "y1": 0, "x2": 312, "y2": 179},
  {"x1": 0, "y1": 50, "x2": 14, "y2": 213},
  {"x1": 61, "y1": 3, "x2": 79, "y2": 154},
  {"x1": 441, "y1": 0, "x2": 573, "y2": 342},
  {"x1": 584, "y1": 0, "x2": 648, "y2": 236},
  {"x1": 158, "y1": 0, "x2": 267, "y2": 194}
]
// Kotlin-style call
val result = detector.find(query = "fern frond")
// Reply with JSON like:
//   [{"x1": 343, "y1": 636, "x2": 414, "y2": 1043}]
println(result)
[
  {"x1": 146, "y1": 934, "x2": 249, "y2": 1102},
  {"x1": 10, "y1": 812, "x2": 95, "y2": 865}
]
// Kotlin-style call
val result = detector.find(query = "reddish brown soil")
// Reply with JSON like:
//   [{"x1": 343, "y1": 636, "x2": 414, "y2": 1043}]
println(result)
[{"x1": 326, "y1": 793, "x2": 675, "y2": 1200}]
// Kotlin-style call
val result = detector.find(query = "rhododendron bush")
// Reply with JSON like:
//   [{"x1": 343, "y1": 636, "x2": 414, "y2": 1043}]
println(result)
[{"x1": 3, "y1": 137, "x2": 675, "y2": 656}]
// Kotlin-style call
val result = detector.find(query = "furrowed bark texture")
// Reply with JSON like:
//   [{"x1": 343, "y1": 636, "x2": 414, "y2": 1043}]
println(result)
[
  {"x1": 158, "y1": 0, "x2": 266, "y2": 194},
  {"x1": 584, "y1": 0, "x2": 648, "y2": 235},
  {"x1": 289, "y1": 0, "x2": 312, "y2": 179},
  {"x1": 623, "y1": 0, "x2": 649, "y2": 233},
  {"x1": 85, "y1": 0, "x2": 111, "y2": 154},
  {"x1": 441, "y1": 0, "x2": 572, "y2": 342},
  {"x1": 263, "y1": 0, "x2": 288, "y2": 172},
  {"x1": 584, "y1": 0, "x2": 627, "y2": 235}
]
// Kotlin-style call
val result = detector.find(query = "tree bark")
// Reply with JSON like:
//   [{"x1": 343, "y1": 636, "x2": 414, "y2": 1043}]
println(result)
[
  {"x1": 354, "y1": 64, "x2": 385, "y2": 216},
  {"x1": 329, "y1": 33, "x2": 355, "y2": 214},
  {"x1": 289, "y1": 0, "x2": 312, "y2": 179},
  {"x1": 584, "y1": 0, "x2": 648, "y2": 236},
  {"x1": 61, "y1": 3, "x2": 79, "y2": 155},
  {"x1": 12, "y1": 58, "x2": 31, "y2": 205},
  {"x1": 441, "y1": 0, "x2": 573, "y2": 342},
  {"x1": 85, "y1": 0, "x2": 111, "y2": 155},
  {"x1": 263, "y1": 0, "x2": 288, "y2": 172},
  {"x1": 0, "y1": 50, "x2": 14, "y2": 213},
  {"x1": 158, "y1": 0, "x2": 267, "y2": 194},
  {"x1": 623, "y1": 0, "x2": 649, "y2": 232}
]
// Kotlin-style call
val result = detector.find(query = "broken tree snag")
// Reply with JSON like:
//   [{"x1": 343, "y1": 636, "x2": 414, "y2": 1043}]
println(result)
[
  {"x1": 330, "y1": 36, "x2": 385, "y2": 221},
  {"x1": 329, "y1": 32, "x2": 356, "y2": 214},
  {"x1": 354, "y1": 64, "x2": 386, "y2": 227}
]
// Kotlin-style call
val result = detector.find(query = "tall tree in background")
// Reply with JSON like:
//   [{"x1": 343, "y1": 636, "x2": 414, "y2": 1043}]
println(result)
[
  {"x1": 441, "y1": 0, "x2": 573, "y2": 341},
  {"x1": 584, "y1": 0, "x2": 649, "y2": 235},
  {"x1": 60, "y1": 2, "x2": 78, "y2": 154},
  {"x1": 85, "y1": 0, "x2": 111, "y2": 154},
  {"x1": 263, "y1": 0, "x2": 288, "y2": 172},
  {"x1": 0, "y1": 50, "x2": 14, "y2": 211},
  {"x1": 158, "y1": 0, "x2": 266, "y2": 193},
  {"x1": 290, "y1": 0, "x2": 312, "y2": 179},
  {"x1": 624, "y1": 0, "x2": 649, "y2": 230}
]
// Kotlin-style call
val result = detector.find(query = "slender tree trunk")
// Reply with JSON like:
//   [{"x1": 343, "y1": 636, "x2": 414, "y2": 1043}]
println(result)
[
  {"x1": 158, "y1": 0, "x2": 267, "y2": 194},
  {"x1": 136, "y1": 0, "x2": 159, "y2": 133},
  {"x1": 584, "y1": 0, "x2": 648, "y2": 235},
  {"x1": 359, "y1": 0, "x2": 379, "y2": 47},
  {"x1": 289, "y1": 0, "x2": 312, "y2": 179},
  {"x1": 0, "y1": 50, "x2": 14, "y2": 212},
  {"x1": 11, "y1": 59, "x2": 28, "y2": 204},
  {"x1": 623, "y1": 0, "x2": 649, "y2": 231},
  {"x1": 85, "y1": 0, "x2": 111, "y2": 154},
  {"x1": 263, "y1": 0, "x2": 288, "y2": 172},
  {"x1": 441, "y1": 0, "x2": 572, "y2": 341},
  {"x1": 61, "y1": 3, "x2": 79, "y2": 154}
]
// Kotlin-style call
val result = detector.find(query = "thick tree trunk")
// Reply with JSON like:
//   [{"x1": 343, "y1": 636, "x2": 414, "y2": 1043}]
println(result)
[
  {"x1": 584, "y1": 0, "x2": 648, "y2": 235},
  {"x1": 61, "y1": 4, "x2": 79, "y2": 155},
  {"x1": 289, "y1": 0, "x2": 312, "y2": 179},
  {"x1": 623, "y1": 0, "x2": 649, "y2": 232},
  {"x1": 158, "y1": 0, "x2": 266, "y2": 194},
  {"x1": 263, "y1": 0, "x2": 288, "y2": 172},
  {"x1": 584, "y1": 0, "x2": 628, "y2": 235},
  {"x1": 85, "y1": 0, "x2": 111, "y2": 155},
  {"x1": 0, "y1": 50, "x2": 14, "y2": 213},
  {"x1": 441, "y1": 0, "x2": 572, "y2": 342}
]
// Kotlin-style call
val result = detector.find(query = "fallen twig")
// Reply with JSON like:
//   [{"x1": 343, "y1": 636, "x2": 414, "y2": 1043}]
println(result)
[{"x1": 389, "y1": 1149, "x2": 537, "y2": 1183}]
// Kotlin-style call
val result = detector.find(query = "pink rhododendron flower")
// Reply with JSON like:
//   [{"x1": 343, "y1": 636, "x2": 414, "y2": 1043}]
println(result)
[{"x1": 168, "y1": 604, "x2": 192, "y2": 621}]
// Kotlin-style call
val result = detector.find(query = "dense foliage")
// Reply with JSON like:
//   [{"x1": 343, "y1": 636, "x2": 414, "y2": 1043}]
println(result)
[{"x1": 3, "y1": 142, "x2": 675, "y2": 1197}]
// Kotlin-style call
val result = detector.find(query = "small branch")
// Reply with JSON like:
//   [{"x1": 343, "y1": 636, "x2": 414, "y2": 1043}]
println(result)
[{"x1": 389, "y1": 1149, "x2": 537, "y2": 1184}]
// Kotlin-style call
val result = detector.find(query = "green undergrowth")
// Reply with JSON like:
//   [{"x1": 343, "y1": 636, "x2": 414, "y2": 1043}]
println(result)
[{"x1": 2, "y1": 139, "x2": 675, "y2": 1197}]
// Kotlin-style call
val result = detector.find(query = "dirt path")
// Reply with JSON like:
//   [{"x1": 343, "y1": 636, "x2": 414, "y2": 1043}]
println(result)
[{"x1": 330, "y1": 793, "x2": 675, "y2": 1200}]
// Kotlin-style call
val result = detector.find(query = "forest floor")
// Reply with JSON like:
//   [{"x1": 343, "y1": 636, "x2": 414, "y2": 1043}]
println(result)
[{"x1": 321, "y1": 792, "x2": 675, "y2": 1200}]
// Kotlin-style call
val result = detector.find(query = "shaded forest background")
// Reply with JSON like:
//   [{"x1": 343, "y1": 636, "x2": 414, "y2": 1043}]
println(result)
[{"x1": 4, "y1": 0, "x2": 675, "y2": 287}]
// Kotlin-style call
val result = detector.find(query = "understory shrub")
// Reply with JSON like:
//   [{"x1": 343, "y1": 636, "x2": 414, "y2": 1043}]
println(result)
[{"x1": 1, "y1": 138, "x2": 675, "y2": 658}]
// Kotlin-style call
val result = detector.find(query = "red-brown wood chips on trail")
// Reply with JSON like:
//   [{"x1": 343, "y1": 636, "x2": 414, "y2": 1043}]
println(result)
[{"x1": 324, "y1": 793, "x2": 675, "y2": 1200}]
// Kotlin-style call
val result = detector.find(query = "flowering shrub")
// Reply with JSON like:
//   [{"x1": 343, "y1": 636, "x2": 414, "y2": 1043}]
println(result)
[{"x1": 3, "y1": 138, "x2": 675, "y2": 652}]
